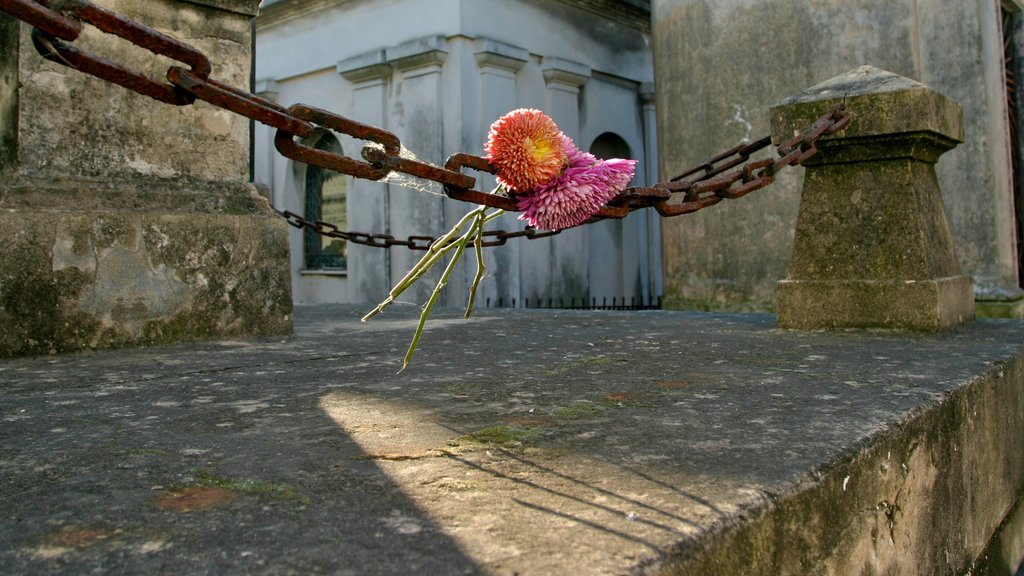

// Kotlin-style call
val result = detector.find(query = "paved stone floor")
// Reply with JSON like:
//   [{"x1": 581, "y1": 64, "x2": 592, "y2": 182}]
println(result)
[{"x1": 1, "y1": 305, "x2": 1023, "y2": 574}]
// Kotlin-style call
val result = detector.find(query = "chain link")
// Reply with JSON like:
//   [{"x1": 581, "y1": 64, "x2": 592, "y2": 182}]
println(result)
[{"x1": 2, "y1": 0, "x2": 850, "y2": 249}]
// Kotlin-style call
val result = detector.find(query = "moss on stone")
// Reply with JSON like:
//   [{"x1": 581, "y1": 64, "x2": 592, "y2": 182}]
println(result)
[
  {"x1": 0, "y1": 217, "x2": 105, "y2": 356},
  {"x1": 190, "y1": 469, "x2": 309, "y2": 505},
  {"x1": 553, "y1": 400, "x2": 609, "y2": 420}
]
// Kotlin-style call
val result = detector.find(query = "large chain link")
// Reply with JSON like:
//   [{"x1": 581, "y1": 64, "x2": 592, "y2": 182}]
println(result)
[{"x1": 1, "y1": 0, "x2": 851, "y2": 249}]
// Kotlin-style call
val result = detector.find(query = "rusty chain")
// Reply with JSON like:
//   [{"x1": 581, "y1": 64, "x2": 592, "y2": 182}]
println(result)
[{"x1": 1, "y1": 0, "x2": 851, "y2": 250}]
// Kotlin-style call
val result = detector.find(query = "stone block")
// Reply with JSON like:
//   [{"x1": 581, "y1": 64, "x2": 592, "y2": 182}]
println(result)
[
  {"x1": 772, "y1": 66, "x2": 974, "y2": 330},
  {"x1": 0, "y1": 0, "x2": 292, "y2": 357},
  {"x1": 0, "y1": 198, "x2": 292, "y2": 357}
]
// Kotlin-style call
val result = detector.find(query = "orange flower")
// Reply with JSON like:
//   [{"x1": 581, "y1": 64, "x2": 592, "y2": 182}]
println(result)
[{"x1": 484, "y1": 108, "x2": 566, "y2": 193}]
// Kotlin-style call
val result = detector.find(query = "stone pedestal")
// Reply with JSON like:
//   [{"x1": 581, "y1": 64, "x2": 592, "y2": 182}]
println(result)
[
  {"x1": 772, "y1": 65, "x2": 974, "y2": 331},
  {"x1": 0, "y1": 0, "x2": 291, "y2": 357}
]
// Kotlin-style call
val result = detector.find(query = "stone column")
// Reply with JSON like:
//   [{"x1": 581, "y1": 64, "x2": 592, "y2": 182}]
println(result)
[
  {"x1": 0, "y1": 0, "x2": 291, "y2": 357},
  {"x1": 387, "y1": 37, "x2": 448, "y2": 304},
  {"x1": 773, "y1": 66, "x2": 974, "y2": 331},
  {"x1": 338, "y1": 51, "x2": 393, "y2": 303},
  {"x1": 538, "y1": 56, "x2": 591, "y2": 306},
  {"x1": 639, "y1": 83, "x2": 662, "y2": 306}
]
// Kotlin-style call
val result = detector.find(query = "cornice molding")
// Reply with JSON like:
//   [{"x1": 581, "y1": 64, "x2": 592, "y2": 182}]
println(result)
[
  {"x1": 541, "y1": 56, "x2": 591, "y2": 87},
  {"x1": 337, "y1": 50, "x2": 391, "y2": 83},
  {"x1": 387, "y1": 36, "x2": 449, "y2": 72},
  {"x1": 257, "y1": 0, "x2": 649, "y2": 32},
  {"x1": 473, "y1": 38, "x2": 529, "y2": 72},
  {"x1": 256, "y1": 0, "x2": 350, "y2": 30},
  {"x1": 551, "y1": 0, "x2": 650, "y2": 32}
]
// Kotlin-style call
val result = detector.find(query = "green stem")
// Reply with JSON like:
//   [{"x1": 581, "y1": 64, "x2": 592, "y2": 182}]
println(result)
[
  {"x1": 400, "y1": 225, "x2": 474, "y2": 372},
  {"x1": 362, "y1": 207, "x2": 483, "y2": 322},
  {"x1": 465, "y1": 209, "x2": 505, "y2": 318}
]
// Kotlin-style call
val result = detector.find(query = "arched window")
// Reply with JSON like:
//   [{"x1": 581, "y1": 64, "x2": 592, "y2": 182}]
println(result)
[
  {"x1": 304, "y1": 132, "x2": 347, "y2": 271},
  {"x1": 587, "y1": 132, "x2": 633, "y2": 307},
  {"x1": 589, "y1": 132, "x2": 632, "y2": 164}
]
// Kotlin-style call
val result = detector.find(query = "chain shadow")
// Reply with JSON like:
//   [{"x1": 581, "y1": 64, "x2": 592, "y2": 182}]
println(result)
[{"x1": 0, "y1": 341, "x2": 486, "y2": 576}]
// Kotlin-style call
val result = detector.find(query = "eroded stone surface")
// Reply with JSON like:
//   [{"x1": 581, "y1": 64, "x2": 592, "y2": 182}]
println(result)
[
  {"x1": 772, "y1": 66, "x2": 974, "y2": 331},
  {"x1": 0, "y1": 305, "x2": 1021, "y2": 575}
]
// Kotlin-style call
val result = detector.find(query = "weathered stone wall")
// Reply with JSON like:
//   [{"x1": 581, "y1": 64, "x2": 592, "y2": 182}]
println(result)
[
  {"x1": 0, "y1": 0, "x2": 292, "y2": 357},
  {"x1": 0, "y1": 11, "x2": 16, "y2": 174},
  {"x1": 656, "y1": 349, "x2": 1024, "y2": 575},
  {"x1": 653, "y1": 0, "x2": 1022, "y2": 314}
]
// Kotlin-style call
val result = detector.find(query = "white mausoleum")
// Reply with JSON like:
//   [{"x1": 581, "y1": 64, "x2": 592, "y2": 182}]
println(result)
[{"x1": 254, "y1": 0, "x2": 660, "y2": 308}]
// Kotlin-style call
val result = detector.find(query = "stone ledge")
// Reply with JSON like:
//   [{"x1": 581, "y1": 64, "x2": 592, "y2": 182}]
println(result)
[
  {"x1": 0, "y1": 209, "x2": 292, "y2": 357},
  {"x1": 977, "y1": 296, "x2": 1024, "y2": 320},
  {"x1": 0, "y1": 306, "x2": 1020, "y2": 574},
  {"x1": 777, "y1": 276, "x2": 975, "y2": 331},
  {"x1": 0, "y1": 175, "x2": 276, "y2": 215}
]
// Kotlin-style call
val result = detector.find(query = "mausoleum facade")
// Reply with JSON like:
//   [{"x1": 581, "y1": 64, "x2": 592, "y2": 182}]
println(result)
[{"x1": 254, "y1": 0, "x2": 661, "y2": 307}]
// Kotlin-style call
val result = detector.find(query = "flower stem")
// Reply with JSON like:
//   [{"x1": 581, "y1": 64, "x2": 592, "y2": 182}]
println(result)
[
  {"x1": 400, "y1": 217, "x2": 479, "y2": 372},
  {"x1": 361, "y1": 207, "x2": 483, "y2": 322},
  {"x1": 465, "y1": 209, "x2": 505, "y2": 318},
  {"x1": 364, "y1": 205, "x2": 505, "y2": 370}
]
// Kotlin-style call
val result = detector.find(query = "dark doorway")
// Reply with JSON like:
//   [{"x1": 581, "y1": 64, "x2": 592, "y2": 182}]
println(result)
[{"x1": 1004, "y1": 4, "x2": 1024, "y2": 288}]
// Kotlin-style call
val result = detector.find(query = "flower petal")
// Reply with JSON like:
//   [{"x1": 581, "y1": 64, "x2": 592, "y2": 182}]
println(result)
[
  {"x1": 517, "y1": 138, "x2": 637, "y2": 231},
  {"x1": 484, "y1": 109, "x2": 566, "y2": 193}
]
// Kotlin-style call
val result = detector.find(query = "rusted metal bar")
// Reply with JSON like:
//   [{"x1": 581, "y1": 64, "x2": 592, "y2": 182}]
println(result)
[
  {"x1": 361, "y1": 145, "x2": 476, "y2": 191},
  {"x1": 269, "y1": 104, "x2": 408, "y2": 180},
  {"x1": 27, "y1": 0, "x2": 210, "y2": 105},
  {"x1": 2, "y1": 0, "x2": 81, "y2": 39},
  {"x1": 169, "y1": 68, "x2": 316, "y2": 137}
]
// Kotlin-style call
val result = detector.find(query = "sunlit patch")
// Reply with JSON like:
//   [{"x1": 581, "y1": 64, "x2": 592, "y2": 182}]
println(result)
[{"x1": 318, "y1": 391, "x2": 459, "y2": 459}]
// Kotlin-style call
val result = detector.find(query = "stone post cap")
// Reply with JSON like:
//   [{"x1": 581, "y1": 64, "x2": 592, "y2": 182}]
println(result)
[{"x1": 771, "y1": 65, "x2": 963, "y2": 145}]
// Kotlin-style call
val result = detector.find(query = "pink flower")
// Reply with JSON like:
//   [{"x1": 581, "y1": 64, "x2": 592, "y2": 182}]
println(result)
[
  {"x1": 484, "y1": 109, "x2": 566, "y2": 193},
  {"x1": 516, "y1": 136, "x2": 637, "y2": 231}
]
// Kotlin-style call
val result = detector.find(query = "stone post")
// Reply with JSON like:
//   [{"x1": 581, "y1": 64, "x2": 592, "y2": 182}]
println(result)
[
  {"x1": 0, "y1": 0, "x2": 292, "y2": 357},
  {"x1": 772, "y1": 65, "x2": 974, "y2": 331}
]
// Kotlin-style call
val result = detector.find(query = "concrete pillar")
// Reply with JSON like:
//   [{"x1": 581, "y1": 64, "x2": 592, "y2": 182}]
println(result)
[
  {"x1": 652, "y1": 0, "x2": 918, "y2": 312},
  {"x1": 539, "y1": 56, "x2": 591, "y2": 306},
  {"x1": 0, "y1": 0, "x2": 291, "y2": 357},
  {"x1": 473, "y1": 39, "x2": 529, "y2": 309},
  {"x1": 640, "y1": 83, "x2": 664, "y2": 306},
  {"x1": 338, "y1": 51, "x2": 393, "y2": 304},
  {"x1": 773, "y1": 66, "x2": 974, "y2": 331},
  {"x1": 387, "y1": 37, "x2": 448, "y2": 304}
]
